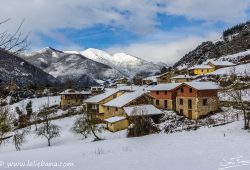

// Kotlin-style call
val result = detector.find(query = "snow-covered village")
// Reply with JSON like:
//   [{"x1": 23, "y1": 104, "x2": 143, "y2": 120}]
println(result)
[{"x1": 0, "y1": 1, "x2": 250, "y2": 170}]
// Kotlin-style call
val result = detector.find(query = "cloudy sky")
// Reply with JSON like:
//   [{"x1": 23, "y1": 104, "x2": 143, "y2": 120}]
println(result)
[{"x1": 1, "y1": 0, "x2": 250, "y2": 64}]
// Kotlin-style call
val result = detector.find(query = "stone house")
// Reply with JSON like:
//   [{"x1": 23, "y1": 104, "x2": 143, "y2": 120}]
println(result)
[
  {"x1": 60, "y1": 89, "x2": 91, "y2": 110},
  {"x1": 149, "y1": 83, "x2": 181, "y2": 110},
  {"x1": 207, "y1": 61, "x2": 235, "y2": 70},
  {"x1": 175, "y1": 82, "x2": 220, "y2": 119},
  {"x1": 102, "y1": 90, "x2": 153, "y2": 118},
  {"x1": 156, "y1": 72, "x2": 173, "y2": 84},
  {"x1": 104, "y1": 104, "x2": 162, "y2": 132},
  {"x1": 188, "y1": 65, "x2": 215, "y2": 75},
  {"x1": 171, "y1": 75, "x2": 191, "y2": 83},
  {"x1": 90, "y1": 86, "x2": 105, "y2": 95},
  {"x1": 115, "y1": 78, "x2": 129, "y2": 84},
  {"x1": 84, "y1": 89, "x2": 125, "y2": 119},
  {"x1": 142, "y1": 75, "x2": 157, "y2": 85}
]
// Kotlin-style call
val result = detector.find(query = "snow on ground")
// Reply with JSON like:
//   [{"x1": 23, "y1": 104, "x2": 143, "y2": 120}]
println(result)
[
  {"x1": 8, "y1": 96, "x2": 60, "y2": 115},
  {"x1": 207, "y1": 63, "x2": 250, "y2": 76},
  {"x1": 1, "y1": 113, "x2": 250, "y2": 170},
  {"x1": 218, "y1": 49, "x2": 250, "y2": 61}
]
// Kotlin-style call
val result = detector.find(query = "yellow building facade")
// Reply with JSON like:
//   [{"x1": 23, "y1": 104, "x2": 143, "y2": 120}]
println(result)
[
  {"x1": 105, "y1": 116, "x2": 129, "y2": 132},
  {"x1": 188, "y1": 65, "x2": 215, "y2": 75}
]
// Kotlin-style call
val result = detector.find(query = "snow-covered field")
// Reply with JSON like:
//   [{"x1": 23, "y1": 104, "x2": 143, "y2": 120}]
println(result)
[
  {"x1": 218, "y1": 49, "x2": 250, "y2": 61},
  {"x1": 8, "y1": 96, "x2": 60, "y2": 115},
  {"x1": 1, "y1": 115, "x2": 250, "y2": 170},
  {"x1": 1, "y1": 96, "x2": 250, "y2": 170},
  {"x1": 207, "y1": 63, "x2": 250, "y2": 76}
]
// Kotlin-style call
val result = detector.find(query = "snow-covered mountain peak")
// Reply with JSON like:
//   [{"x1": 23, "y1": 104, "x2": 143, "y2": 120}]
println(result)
[
  {"x1": 80, "y1": 48, "x2": 163, "y2": 77},
  {"x1": 81, "y1": 48, "x2": 112, "y2": 61},
  {"x1": 25, "y1": 47, "x2": 165, "y2": 84}
]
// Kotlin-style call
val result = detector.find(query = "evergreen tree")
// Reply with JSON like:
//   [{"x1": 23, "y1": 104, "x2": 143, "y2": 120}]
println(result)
[
  {"x1": 26, "y1": 101, "x2": 33, "y2": 117},
  {"x1": 15, "y1": 106, "x2": 23, "y2": 116}
]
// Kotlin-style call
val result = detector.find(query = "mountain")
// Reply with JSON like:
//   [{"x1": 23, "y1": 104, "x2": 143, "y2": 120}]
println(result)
[
  {"x1": 174, "y1": 22, "x2": 250, "y2": 68},
  {"x1": 24, "y1": 47, "x2": 164, "y2": 87},
  {"x1": 0, "y1": 49, "x2": 59, "y2": 87},
  {"x1": 79, "y1": 48, "x2": 163, "y2": 77},
  {"x1": 24, "y1": 47, "x2": 124, "y2": 88}
]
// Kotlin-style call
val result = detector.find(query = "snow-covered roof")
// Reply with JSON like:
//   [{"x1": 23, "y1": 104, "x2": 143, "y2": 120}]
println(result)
[
  {"x1": 95, "y1": 80, "x2": 105, "y2": 84},
  {"x1": 171, "y1": 75, "x2": 191, "y2": 79},
  {"x1": 207, "y1": 60, "x2": 235, "y2": 66},
  {"x1": 142, "y1": 75, "x2": 157, "y2": 82},
  {"x1": 84, "y1": 88, "x2": 119, "y2": 103},
  {"x1": 188, "y1": 65, "x2": 213, "y2": 70},
  {"x1": 91, "y1": 86, "x2": 105, "y2": 90},
  {"x1": 183, "y1": 82, "x2": 219, "y2": 90},
  {"x1": 80, "y1": 91, "x2": 92, "y2": 95},
  {"x1": 143, "y1": 85, "x2": 155, "y2": 91},
  {"x1": 104, "y1": 116, "x2": 127, "y2": 123},
  {"x1": 155, "y1": 72, "x2": 170, "y2": 78},
  {"x1": 60, "y1": 89, "x2": 91, "y2": 95},
  {"x1": 124, "y1": 104, "x2": 163, "y2": 116},
  {"x1": 116, "y1": 85, "x2": 147, "y2": 91},
  {"x1": 149, "y1": 83, "x2": 181, "y2": 91},
  {"x1": 104, "y1": 90, "x2": 146, "y2": 108}
]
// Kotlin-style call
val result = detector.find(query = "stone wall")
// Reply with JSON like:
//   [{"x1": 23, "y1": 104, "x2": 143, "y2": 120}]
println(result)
[{"x1": 176, "y1": 96, "x2": 220, "y2": 119}]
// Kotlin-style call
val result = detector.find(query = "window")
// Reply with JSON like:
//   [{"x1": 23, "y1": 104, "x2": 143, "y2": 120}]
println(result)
[
  {"x1": 156, "y1": 91, "x2": 159, "y2": 95},
  {"x1": 156, "y1": 100, "x2": 159, "y2": 105},
  {"x1": 162, "y1": 78, "x2": 166, "y2": 80},
  {"x1": 203, "y1": 99, "x2": 208, "y2": 106},
  {"x1": 165, "y1": 91, "x2": 167, "y2": 95},
  {"x1": 115, "y1": 108, "x2": 118, "y2": 111},
  {"x1": 179, "y1": 99, "x2": 183, "y2": 105},
  {"x1": 107, "y1": 107, "x2": 109, "y2": 110},
  {"x1": 180, "y1": 109, "x2": 183, "y2": 114},
  {"x1": 76, "y1": 99, "x2": 78, "y2": 102},
  {"x1": 207, "y1": 69, "x2": 209, "y2": 72},
  {"x1": 180, "y1": 88, "x2": 184, "y2": 93},
  {"x1": 189, "y1": 88, "x2": 192, "y2": 93}
]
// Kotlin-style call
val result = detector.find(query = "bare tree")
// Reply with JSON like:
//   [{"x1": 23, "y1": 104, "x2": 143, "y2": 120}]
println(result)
[
  {"x1": 0, "y1": 19, "x2": 29, "y2": 54},
  {"x1": 72, "y1": 113, "x2": 103, "y2": 141},
  {"x1": 36, "y1": 107, "x2": 60, "y2": 146},
  {"x1": 12, "y1": 129, "x2": 28, "y2": 151},
  {"x1": 0, "y1": 107, "x2": 13, "y2": 145},
  {"x1": 222, "y1": 68, "x2": 250, "y2": 129}
]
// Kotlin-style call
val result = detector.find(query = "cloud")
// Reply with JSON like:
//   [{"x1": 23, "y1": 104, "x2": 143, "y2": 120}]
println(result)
[
  {"x1": 106, "y1": 32, "x2": 220, "y2": 65},
  {"x1": 0, "y1": 0, "x2": 249, "y2": 55},
  {"x1": 1, "y1": 0, "x2": 249, "y2": 35},
  {"x1": 163, "y1": 0, "x2": 250, "y2": 23}
]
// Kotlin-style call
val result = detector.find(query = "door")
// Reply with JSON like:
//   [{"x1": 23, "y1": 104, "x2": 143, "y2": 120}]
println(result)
[
  {"x1": 188, "y1": 110, "x2": 192, "y2": 119},
  {"x1": 164, "y1": 100, "x2": 168, "y2": 109},
  {"x1": 173, "y1": 99, "x2": 176, "y2": 111},
  {"x1": 188, "y1": 99, "x2": 192, "y2": 109}
]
